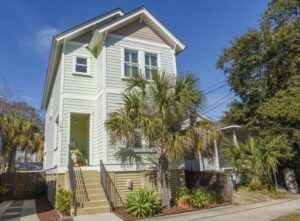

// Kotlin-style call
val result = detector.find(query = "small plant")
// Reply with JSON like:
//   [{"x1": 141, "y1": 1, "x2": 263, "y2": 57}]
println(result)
[
  {"x1": 0, "y1": 185, "x2": 9, "y2": 201},
  {"x1": 125, "y1": 188, "x2": 161, "y2": 218},
  {"x1": 175, "y1": 185, "x2": 192, "y2": 209},
  {"x1": 55, "y1": 188, "x2": 73, "y2": 215},
  {"x1": 25, "y1": 181, "x2": 47, "y2": 199},
  {"x1": 207, "y1": 190, "x2": 223, "y2": 204},
  {"x1": 190, "y1": 187, "x2": 208, "y2": 208}
]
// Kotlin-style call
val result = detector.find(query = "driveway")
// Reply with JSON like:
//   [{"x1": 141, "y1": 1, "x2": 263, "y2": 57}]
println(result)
[{"x1": 143, "y1": 198, "x2": 300, "y2": 221}]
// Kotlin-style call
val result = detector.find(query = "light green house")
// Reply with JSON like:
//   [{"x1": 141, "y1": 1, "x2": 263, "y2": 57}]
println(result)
[{"x1": 42, "y1": 7, "x2": 186, "y2": 215}]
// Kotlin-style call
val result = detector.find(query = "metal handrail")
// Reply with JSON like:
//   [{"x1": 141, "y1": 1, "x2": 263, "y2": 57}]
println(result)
[
  {"x1": 100, "y1": 160, "x2": 124, "y2": 210},
  {"x1": 68, "y1": 149, "x2": 77, "y2": 213}
]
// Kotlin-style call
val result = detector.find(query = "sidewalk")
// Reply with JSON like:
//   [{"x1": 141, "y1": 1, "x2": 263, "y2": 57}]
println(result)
[
  {"x1": 0, "y1": 200, "x2": 39, "y2": 221},
  {"x1": 142, "y1": 198, "x2": 300, "y2": 221}
]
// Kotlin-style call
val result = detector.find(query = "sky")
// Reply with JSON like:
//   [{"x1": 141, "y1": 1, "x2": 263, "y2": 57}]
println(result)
[{"x1": 0, "y1": 0, "x2": 268, "y2": 120}]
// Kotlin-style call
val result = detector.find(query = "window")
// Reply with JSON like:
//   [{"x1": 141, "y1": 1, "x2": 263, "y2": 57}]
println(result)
[
  {"x1": 124, "y1": 49, "x2": 139, "y2": 77},
  {"x1": 74, "y1": 56, "x2": 89, "y2": 74},
  {"x1": 145, "y1": 53, "x2": 158, "y2": 80}
]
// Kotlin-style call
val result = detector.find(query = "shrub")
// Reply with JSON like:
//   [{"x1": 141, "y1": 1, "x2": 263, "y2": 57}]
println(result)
[
  {"x1": 175, "y1": 185, "x2": 189, "y2": 202},
  {"x1": 0, "y1": 185, "x2": 9, "y2": 202},
  {"x1": 190, "y1": 187, "x2": 208, "y2": 208},
  {"x1": 55, "y1": 188, "x2": 73, "y2": 215},
  {"x1": 25, "y1": 181, "x2": 47, "y2": 199},
  {"x1": 190, "y1": 187, "x2": 224, "y2": 208},
  {"x1": 125, "y1": 188, "x2": 161, "y2": 218}
]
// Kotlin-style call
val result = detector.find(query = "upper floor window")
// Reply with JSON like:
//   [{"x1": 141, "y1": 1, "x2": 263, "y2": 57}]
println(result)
[
  {"x1": 124, "y1": 49, "x2": 139, "y2": 77},
  {"x1": 73, "y1": 56, "x2": 90, "y2": 75},
  {"x1": 145, "y1": 53, "x2": 158, "y2": 80}
]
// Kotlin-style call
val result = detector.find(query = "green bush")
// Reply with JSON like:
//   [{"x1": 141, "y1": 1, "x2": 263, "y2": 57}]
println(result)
[
  {"x1": 190, "y1": 187, "x2": 208, "y2": 208},
  {"x1": 175, "y1": 185, "x2": 190, "y2": 202},
  {"x1": 125, "y1": 188, "x2": 161, "y2": 218},
  {"x1": 0, "y1": 185, "x2": 10, "y2": 202},
  {"x1": 190, "y1": 187, "x2": 224, "y2": 208},
  {"x1": 25, "y1": 181, "x2": 47, "y2": 199},
  {"x1": 55, "y1": 188, "x2": 73, "y2": 215}
]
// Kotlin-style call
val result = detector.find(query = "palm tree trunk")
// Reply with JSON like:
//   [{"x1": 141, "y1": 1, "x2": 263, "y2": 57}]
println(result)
[
  {"x1": 273, "y1": 169, "x2": 278, "y2": 190},
  {"x1": 158, "y1": 150, "x2": 170, "y2": 208},
  {"x1": 8, "y1": 150, "x2": 16, "y2": 173}
]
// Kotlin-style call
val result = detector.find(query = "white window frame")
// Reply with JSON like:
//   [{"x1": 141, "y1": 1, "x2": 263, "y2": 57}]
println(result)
[
  {"x1": 121, "y1": 47, "x2": 140, "y2": 78},
  {"x1": 144, "y1": 52, "x2": 159, "y2": 80},
  {"x1": 72, "y1": 54, "x2": 91, "y2": 75},
  {"x1": 120, "y1": 45, "x2": 161, "y2": 79}
]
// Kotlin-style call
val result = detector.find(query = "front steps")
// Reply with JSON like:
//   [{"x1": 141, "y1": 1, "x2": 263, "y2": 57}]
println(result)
[{"x1": 74, "y1": 170, "x2": 110, "y2": 216}]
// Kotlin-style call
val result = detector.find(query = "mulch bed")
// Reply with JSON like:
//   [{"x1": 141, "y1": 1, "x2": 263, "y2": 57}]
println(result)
[
  {"x1": 35, "y1": 199, "x2": 60, "y2": 221},
  {"x1": 114, "y1": 202, "x2": 231, "y2": 221}
]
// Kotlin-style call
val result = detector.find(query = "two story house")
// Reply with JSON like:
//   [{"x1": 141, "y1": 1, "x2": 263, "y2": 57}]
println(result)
[{"x1": 42, "y1": 7, "x2": 186, "y2": 215}]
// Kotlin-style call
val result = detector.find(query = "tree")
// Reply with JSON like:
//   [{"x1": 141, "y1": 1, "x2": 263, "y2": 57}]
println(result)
[
  {"x1": 217, "y1": 0, "x2": 300, "y2": 177},
  {"x1": 217, "y1": 0, "x2": 300, "y2": 130},
  {"x1": 223, "y1": 135, "x2": 292, "y2": 189},
  {"x1": 0, "y1": 114, "x2": 43, "y2": 173},
  {"x1": 106, "y1": 72, "x2": 218, "y2": 208}
]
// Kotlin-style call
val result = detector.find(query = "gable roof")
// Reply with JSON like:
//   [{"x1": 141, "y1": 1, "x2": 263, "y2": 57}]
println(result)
[
  {"x1": 41, "y1": 8, "x2": 124, "y2": 109},
  {"x1": 89, "y1": 7, "x2": 186, "y2": 54},
  {"x1": 41, "y1": 7, "x2": 186, "y2": 109}
]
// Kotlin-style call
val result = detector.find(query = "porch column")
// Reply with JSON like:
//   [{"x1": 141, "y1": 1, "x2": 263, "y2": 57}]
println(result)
[
  {"x1": 233, "y1": 130, "x2": 238, "y2": 144},
  {"x1": 214, "y1": 140, "x2": 220, "y2": 171},
  {"x1": 199, "y1": 152, "x2": 204, "y2": 171}
]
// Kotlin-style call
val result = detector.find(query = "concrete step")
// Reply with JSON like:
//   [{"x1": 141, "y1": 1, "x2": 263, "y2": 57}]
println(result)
[
  {"x1": 81, "y1": 200, "x2": 109, "y2": 208},
  {"x1": 76, "y1": 206, "x2": 110, "y2": 216},
  {"x1": 85, "y1": 188, "x2": 104, "y2": 195},
  {"x1": 84, "y1": 183, "x2": 101, "y2": 189},
  {"x1": 88, "y1": 193, "x2": 106, "y2": 201}
]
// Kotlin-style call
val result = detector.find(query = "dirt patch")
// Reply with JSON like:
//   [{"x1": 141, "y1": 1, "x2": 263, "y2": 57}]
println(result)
[
  {"x1": 271, "y1": 213, "x2": 300, "y2": 221},
  {"x1": 35, "y1": 199, "x2": 59, "y2": 221},
  {"x1": 234, "y1": 190, "x2": 299, "y2": 205}
]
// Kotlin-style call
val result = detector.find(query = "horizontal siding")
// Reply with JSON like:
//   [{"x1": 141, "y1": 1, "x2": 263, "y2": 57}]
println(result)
[
  {"x1": 45, "y1": 62, "x2": 61, "y2": 169},
  {"x1": 105, "y1": 35, "x2": 175, "y2": 90},
  {"x1": 60, "y1": 98, "x2": 96, "y2": 166},
  {"x1": 64, "y1": 42, "x2": 97, "y2": 95},
  {"x1": 112, "y1": 21, "x2": 165, "y2": 44}
]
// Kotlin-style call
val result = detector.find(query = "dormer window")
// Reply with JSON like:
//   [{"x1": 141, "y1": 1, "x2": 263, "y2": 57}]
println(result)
[
  {"x1": 145, "y1": 53, "x2": 158, "y2": 80},
  {"x1": 73, "y1": 55, "x2": 90, "y2": 75},
  {"x1": 124, "y1": 49, "x2": 139, "y2": 77}
]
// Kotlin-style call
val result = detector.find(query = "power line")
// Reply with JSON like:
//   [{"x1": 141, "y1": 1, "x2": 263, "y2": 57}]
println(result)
[
  {"x1": 204, "y1": 84, "x2": 226, "y2": 95},
  {"x1": 204, "y1": 96, "x2": 235, "y2": 114},
  {"x1": 202, "y1": 80, "x2": 226, "y2": 92}
]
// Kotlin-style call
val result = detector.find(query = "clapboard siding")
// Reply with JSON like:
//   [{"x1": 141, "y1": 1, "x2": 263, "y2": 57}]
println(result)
[
  {"x1": 60, "y1": 98, "x2": 96, "y2": 166},
  {"x1": 105, "y1": 34, "x2": 175, "y2": 89},
  {"x1": 64, "y1": 42, "x2": 97, "y2": 95},
  {"x1": 44, "y1": 62, "x2": 61, "y2": 169},
  {"x1": 112, "y1": 21, "x2": 166, "y2": 44}
]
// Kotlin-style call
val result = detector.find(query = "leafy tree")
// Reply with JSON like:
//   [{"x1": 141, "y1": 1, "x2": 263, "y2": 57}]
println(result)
[
  {"x1": 106, "y1": 72, "x2": 218, "y2": 208},
  {"x1": 217, "y1": 0, "x2": 300, "y2": 131},
  {"x1": 0, "y1": 114, "x2": 43, "y2": 173}
]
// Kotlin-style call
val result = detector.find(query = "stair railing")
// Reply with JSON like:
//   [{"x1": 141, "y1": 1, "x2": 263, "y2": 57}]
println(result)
[
  {"x1": 68, "y1": 149, "x2": 77, "y2": 214},
  {"x1": 100, "y1": 160, "x2": 124, "y2": 211}
]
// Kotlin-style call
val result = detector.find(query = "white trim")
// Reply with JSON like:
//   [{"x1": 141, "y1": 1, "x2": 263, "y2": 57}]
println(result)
[
  {"x1": 56, "y1": 10, "x2": 124, "y2": 41},
  {"x1": 111, "y1": 34, "x2": 170, "y2": 49},
  {"x1": 89, "y1": 8, "x2": 185, "y2": 52},
  {"x1": 67, "y1": 112, "x2": 71, "y2": 166},
  {"x1": 72, "y1": 54, "x2": 91, "y2": 75},
  {"x1": 173, "y1": 54, "x2": 177, "y2": 76},
  {"x1": 102, "y1": 42, "x2": 108, "y2": 164},
  {"x1": 89, "y1": 113, "x2": 93, "y2": 165},
  {"x1": 68, "y1": 41, "x2": 88, "y2": 47}
]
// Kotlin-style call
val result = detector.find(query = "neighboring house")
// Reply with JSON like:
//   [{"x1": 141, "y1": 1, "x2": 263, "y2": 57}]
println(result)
[{"x1": 42, "y1": 7, "x2": 186, "y2": 214}]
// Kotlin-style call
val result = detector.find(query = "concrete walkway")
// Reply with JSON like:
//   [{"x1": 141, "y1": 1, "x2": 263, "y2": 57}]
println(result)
[
  {"x1": 143, "y1": 198, "x2": 300, "y2": 221},
  {"x1": 0, "y1": 200, "x2": 39, "y2": 221},
  {"x1": 74, "y1": 212, "x2": 122, "y2": 221}
]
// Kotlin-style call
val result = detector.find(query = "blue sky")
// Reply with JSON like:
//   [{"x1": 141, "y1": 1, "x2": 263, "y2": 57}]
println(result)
[{"x1": 0, "y1": 0, "x2": 268, "y2": 120}]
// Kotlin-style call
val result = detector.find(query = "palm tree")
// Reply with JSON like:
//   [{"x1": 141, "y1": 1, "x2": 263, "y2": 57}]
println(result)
[
  {"x1": 106, "y1": 72, "x2": 218, "y2": 208},
  {"x1": 0, "y1": 114, "x2": 42, "y2": 173}
]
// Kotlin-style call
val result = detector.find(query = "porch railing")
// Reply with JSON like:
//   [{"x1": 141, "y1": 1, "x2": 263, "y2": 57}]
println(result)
[
  {"x1": 68, "y1": 149, "x2": 77, "y2": 214},
  {"x1": 100, "y1": 160, "x2": 124, "y2": 211}
]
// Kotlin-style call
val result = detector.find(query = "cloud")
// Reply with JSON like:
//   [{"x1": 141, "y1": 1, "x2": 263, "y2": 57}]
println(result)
[
  {"x1": 36, "y1": 27, "x2": 60, "y2": 49},
  {"x1": 19, "y1": 27, "x2": 60, "y2": 53}
]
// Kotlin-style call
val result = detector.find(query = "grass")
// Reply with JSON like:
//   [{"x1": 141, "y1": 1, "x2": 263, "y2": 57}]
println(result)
[{"x1": 271, "y1": 213, "x2": 300, "y2": 221}]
